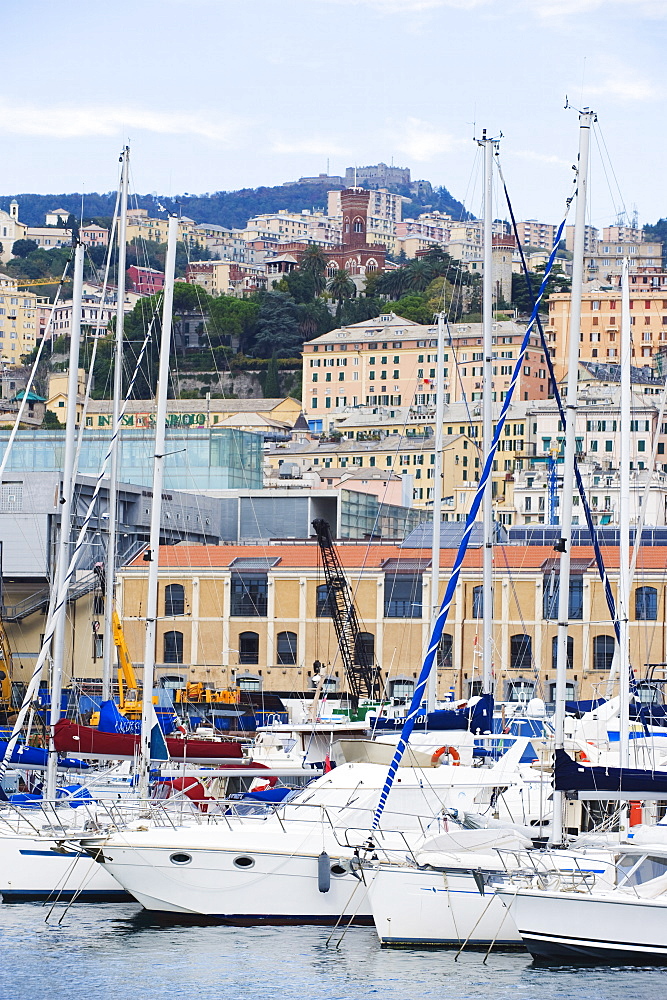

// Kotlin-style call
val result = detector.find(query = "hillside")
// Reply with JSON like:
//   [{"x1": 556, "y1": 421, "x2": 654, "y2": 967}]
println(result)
[{"x1": 0, "y1": 180, "x2": 469, "y2": 231}]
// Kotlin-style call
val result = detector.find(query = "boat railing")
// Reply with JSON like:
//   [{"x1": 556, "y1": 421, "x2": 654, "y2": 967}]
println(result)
[{"x1": 494, "y1": 847, "x2": 615, "y2": 895}]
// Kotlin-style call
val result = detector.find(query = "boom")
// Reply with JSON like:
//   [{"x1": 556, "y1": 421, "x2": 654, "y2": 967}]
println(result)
[{"x1": 312, "y1": 518, "x2": 382, "y2": 703}]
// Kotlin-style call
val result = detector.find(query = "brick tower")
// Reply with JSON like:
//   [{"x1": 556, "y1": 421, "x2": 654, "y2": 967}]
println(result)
[{"x1": 340, "y1": 188, "x2": 370, "y2": 249}]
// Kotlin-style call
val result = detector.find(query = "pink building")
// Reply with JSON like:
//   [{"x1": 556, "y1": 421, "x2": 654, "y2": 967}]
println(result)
[
  {"x1": 127, "y1": 265, "x2": 164, "y2": 295},
  {"x1": 80, "y1": 224, "x2": 109, "y2": 248}
]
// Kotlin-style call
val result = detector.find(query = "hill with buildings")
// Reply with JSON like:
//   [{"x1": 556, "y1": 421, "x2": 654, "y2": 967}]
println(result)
[{"x1": 0, "y1": 179, "x2": 468, "y2": 232}]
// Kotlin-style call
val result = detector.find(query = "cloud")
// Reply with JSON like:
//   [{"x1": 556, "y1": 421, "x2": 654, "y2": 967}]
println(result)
[
  {"x1": 0, "y1": 100, "x2": 245, "y2": 142},
  {"x1": 585, "y1": 76, "x2": 661, "y2": 102},
  {"x1": 511, "y1": 149, "x2": 573, "y2": 168},
  {"x1": 528, "y1": 0, "x2": 667, "y2": 15},
  {"x1": 391, "y1": 119, "x2": 467, "y2": 161},
  {"x1": 270, "y1": 135, "x2": 347, "y2": 156}
]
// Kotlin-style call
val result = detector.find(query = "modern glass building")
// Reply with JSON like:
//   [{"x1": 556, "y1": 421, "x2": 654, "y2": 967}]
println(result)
[{"x1": 0, "y1": 428, "x2": 263, "y2": 491}]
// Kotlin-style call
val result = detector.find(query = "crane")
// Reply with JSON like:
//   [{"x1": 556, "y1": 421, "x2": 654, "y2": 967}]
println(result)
[
  {"x1": 15, "y1": 277, "x2": 72, "y2": 287},
  {"x1": 312, "y1": 518, "x2": 382, "y2": 706},
  {"x1": 0, "y1": 619, "x2": 15, "y2": 723}
]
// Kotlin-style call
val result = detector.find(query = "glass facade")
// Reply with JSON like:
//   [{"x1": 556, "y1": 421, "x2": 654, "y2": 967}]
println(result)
[
  {"x1": 0, "y1": 428, "x2": 262, "y2": 491},
  {"x1": 340, "y1": 488, "x2": 422, "y2": 541}
]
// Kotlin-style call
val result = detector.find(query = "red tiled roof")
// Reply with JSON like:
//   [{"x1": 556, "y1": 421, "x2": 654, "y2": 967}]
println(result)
[{"x1": 127, "y1": 544, "x2": 667, "y2": 572}]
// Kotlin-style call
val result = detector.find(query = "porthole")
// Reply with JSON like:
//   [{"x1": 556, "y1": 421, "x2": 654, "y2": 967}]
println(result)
[
  {"x1": 233, "y1": 855, "x2": 255, "y2": 869},
  {"x1": 330, "y1": 863, "x2": 347, "y2": 877},
  {"x1": 169, "y1": 852, "x2": 192, "y2": 866}
]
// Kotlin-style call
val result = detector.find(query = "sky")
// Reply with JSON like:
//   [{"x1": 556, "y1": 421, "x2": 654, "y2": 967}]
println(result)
[{"x1": 2, "y1": 0, "x2": 667, "y2": 228}]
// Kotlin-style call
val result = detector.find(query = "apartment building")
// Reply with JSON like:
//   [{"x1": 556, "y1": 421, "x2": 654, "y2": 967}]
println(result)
[
  {"x1": 327, "y1": 188, "x2": 403, "y2": 252},
  {"x1": 565, "y1": 224, "x2": 599, "y2": 254},
  {"x1": 114, "y1": 541, "x2": 667, "y2": 704},
  {"x1": 545, "y1": 288, "x2": 667, "y2": 382},
  {"x1": 80, "y1": 224, "x2": 109, "y2": 248},
  {"x1": 242, "y1": 210, "x2": 340, "y2": 247},
  {"x1": 585, "y1": 241, "x2": 662, "y2": 285},
  {"x1": 186, "y1": 259, "x2": 268, "y2": 297},
  {"x1": 125, "y1": 209, "x2": 198, "y2": 248},
  {"x1": 515, "y1": 219, "x2": 559, "y2": 249},
  {"x1": 302, "y1": 315, "x2": 549, "y2": 429},
  {"x1": 0, "y1": 275, "x2": 38, "y2": 365}
]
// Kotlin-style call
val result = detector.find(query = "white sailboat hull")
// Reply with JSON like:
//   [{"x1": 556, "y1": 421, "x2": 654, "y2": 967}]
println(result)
[{"x1": 0, "y1": 831, "x2": 129, "y2": 901}]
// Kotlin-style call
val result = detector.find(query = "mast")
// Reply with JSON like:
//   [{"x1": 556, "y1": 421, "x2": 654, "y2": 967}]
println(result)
[
  {"x1": 46, "y1": 241, "x2": 85, "y2": 799},
  {"x1": 137, "y1": 215, "x2": 178, "y2": 801},
  {"x1": 551, "y1": 108, "x2": 595, "y2": 845},
  {"x1": 101, "y1": 146, "x2": 129, "y2": 702},
  {"x1": 618, "y1": 257, "x2": 631, "y2": 767},
  {"x1": 427, "y1": 311, "x2": 446, "y2": 711},
  {"x1": 480, "y1": 130, "x2": 496, "y2": 695}
]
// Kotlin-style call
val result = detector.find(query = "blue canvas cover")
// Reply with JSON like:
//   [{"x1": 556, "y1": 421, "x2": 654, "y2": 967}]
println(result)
[{"x1": 554, "y1": 748, "x2": 667, "y2": 793}]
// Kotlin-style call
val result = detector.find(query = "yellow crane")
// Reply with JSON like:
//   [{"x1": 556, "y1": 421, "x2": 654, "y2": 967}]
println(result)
[
  {"x1": 15, "y1": 277, "x2": 72, "y2": 288},
  {"x1": 0, "y1": 619, "x2": 15, "y2": 723}
]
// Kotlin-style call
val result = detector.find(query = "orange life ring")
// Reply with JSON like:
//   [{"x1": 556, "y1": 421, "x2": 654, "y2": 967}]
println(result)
[{"x1": 431, "y1": 745, "x2": 460, "y2": 766}]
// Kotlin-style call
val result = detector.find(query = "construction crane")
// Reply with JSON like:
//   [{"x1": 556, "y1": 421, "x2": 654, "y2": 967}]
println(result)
[
  {"x1": 15, "y1": 277, "x2": 72, "y2": 287},
  {"x1": 312, "y1": 518, "x2": 382, "y2": 706}
]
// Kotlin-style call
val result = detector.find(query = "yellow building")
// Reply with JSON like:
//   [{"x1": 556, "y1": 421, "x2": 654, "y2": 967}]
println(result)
[
  {"x1": 108, "y1": 542, "x2": 667, "y2": 704},
  {"x1": 125, "y1": 210, "x2": 198, "y2": 248},
  {"x1": 0, "y1": 275, "x2": 39, "y2": 365},
  {"x1": 546, "y1": 287, "x2": 667, "y2": 383}
]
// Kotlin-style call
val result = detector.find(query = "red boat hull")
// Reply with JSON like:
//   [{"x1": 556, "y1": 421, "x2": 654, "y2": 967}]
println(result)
[{"x1": 54, "y1": 719, "x2": 246, "y2": 764}]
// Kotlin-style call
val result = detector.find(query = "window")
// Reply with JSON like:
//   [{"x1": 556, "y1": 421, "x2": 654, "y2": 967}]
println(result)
[
  {"x1": 316, "y1": 584, "x2": 335, "y2": 617},
  {"x1": 543, "y1": 573, "x2": 583, "y2": 619},
  {"x1": 237, "y1": 673, "x2": 262, "y2": 692},
  {"x1": 230, "y1": 574, "x2": 268, "y2": 616},
  {"x1": 238, "y1": 631, "x2": 259, "y2": 665},
  {"x1": 355, "y1": 632, "x2": 375, "y2": 667},
  {"x1": 510, "y1": 634, "x2": 532, "y2": 670},
  {"x1": 163, "y1": 630, "x2": 183, "y2": 664},
  {"x1": 165, "y1": 583, "x2": 185, "y2": 616},
  {"x1": 551, "y1": 635, "x2": 574, "y2": 671},
  {"x1": 277, "y1": 631, "x2": 297, "y2": 665},
  {"x1": 635, "y1": 586, "x2": 658, "y2": 621},
  {"x1": 472, "y1": 585, "x2": 484, "y2": 618},
  {"x1": 389, "y1": 678, "x2": 414, "y2": 700},
  {"x1": 92, "y1": 633, "x2": 103, "y2": 661},
  {"x1": 384, "y1": 574, "x2": 422, "y2": 617},
  {"x1": 548, "y1": 681, "x2": 575, "y2": 703},
  {"x1": 593, "y1": 634, "x2": 615, "y2": 671},
  {"x1": 507, "y1": 679, "x2": 535, "y2": 703},
  {"x1": 437, "y1": 633, "x2": 453, "y2": 669}
]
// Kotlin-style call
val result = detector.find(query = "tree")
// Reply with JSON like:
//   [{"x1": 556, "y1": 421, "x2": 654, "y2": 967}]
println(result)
[
  {"x1": 383, "y1": 293, "x2": 434, "y2": 325},
  {"x1": 208, "y1": 295, "x2": 259, "y2": 353},
  {"x1": 375, "y1": 267, "x2": 409, "y2": 300},
  {"x1": 284, "y1": 268, "x2": 316, "y2": 304},
  {"x1": 251, "y1": 292, "x2": 303, "y2": 358},
  {"x1": 42, "y1": 409, "x2": 64, "y2": 429},
  {"x1": 11, "y1": 239, "x2": 39, "y2": 258},
  {"x1": 298, "y1": 245, "x2": 327, "y2": 295},
  {"x1": 263, "y1": 354, "x2": 280, "y2": 397},
  {"x1": 327, "y1": 269, "x2": 356, "y2": 321}
]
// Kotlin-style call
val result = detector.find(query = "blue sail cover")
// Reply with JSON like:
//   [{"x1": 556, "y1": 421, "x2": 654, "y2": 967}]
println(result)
[
  {"x1": 97, "y1": 700, "x2": 141, "y2": 735},
  {"x1": 370, "y1": 694, "x2": 494, "y2": 733},
  {"x1": 97, "y1": 699, "x2": 178, "y2": 736},
  {"x1": 554, "y1": 749, "x2": 667, "y2": 793},
  {"x1": 0, "y1": 740, "x2": 89, "y2": 770}
]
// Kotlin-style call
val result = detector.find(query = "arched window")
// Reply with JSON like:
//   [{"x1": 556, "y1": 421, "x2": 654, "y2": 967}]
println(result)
[
  {"x1": 163, "y1": 630, "x2": 183, "y2": 664},
  {"x1": 327, "y1": 261, "x2": 337, "y2": 277},
  {"x1": 551, "y1": 635, "x2": 574, "y2": 671},
  {"x1": 507, "y1": 679, "x2": 535, "y2": 703},
  {"x1": 472, "y1": 585, "x2": 483, "y2": 618},
  {"x1": 353, "y1": 217, "x2": 364, "y2": 233},
  {"x1": 277, "y1": 631, "x2": 297, "y2": 665},
  {"x1": 389, "y1": 678, "x2": 414, "y2": 700},
  {"x1": 437, "y1": 633, "x2": 453, "y2": 668},
  {"x1": 239, "y1": 631, "x2": 259, "y2": 665},
  {"x1": 165, "y1": 583, "x2": 185, "y2": 617},
  {"x1": 593, "y1": 634, "x2": 615, "y2": 671},
  {"x1": 344, "y1": 218, "x2": 350, "y2": 233},
  {"x1": 316, "y1": 584, "x2": 334, "y2": 617},
  {"x1": 511, "y1": 634, "x2": 532, "y2": 670},
  {"x1": 635, "y1": 586, "x2": 658, "y2": 620},
  {"x1": 549, "y1": 681, "x2": 575, "y2": 703},
  {"x1": 366, "y1": 259, "x2": 377, "y2": 272},
  {"x1": 355, "y1": 632, "x2": 374, "y2": 667},
  {"x1": 237, "y1": 673, "x2": 262, "y2": 692}
]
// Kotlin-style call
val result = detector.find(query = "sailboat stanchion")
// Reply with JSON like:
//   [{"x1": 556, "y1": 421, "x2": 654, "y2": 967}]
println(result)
[
  {"x1": 551, "y1": 108, "x2": 596, "y2": 846},
  {"x1": 138, "y1": 214, "x2": 179, "y2": 805},
  {"x1": 46, "y1": 241, "x2": 85, "y2": 800},
  {"x1": 102, "y1": 145, "x2": 130, "y2": 703}
]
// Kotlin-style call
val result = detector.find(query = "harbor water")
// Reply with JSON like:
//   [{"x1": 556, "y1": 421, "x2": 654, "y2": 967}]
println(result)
[{"x1": 0, "y1": 903, "x2": 664, "y2": 998}]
